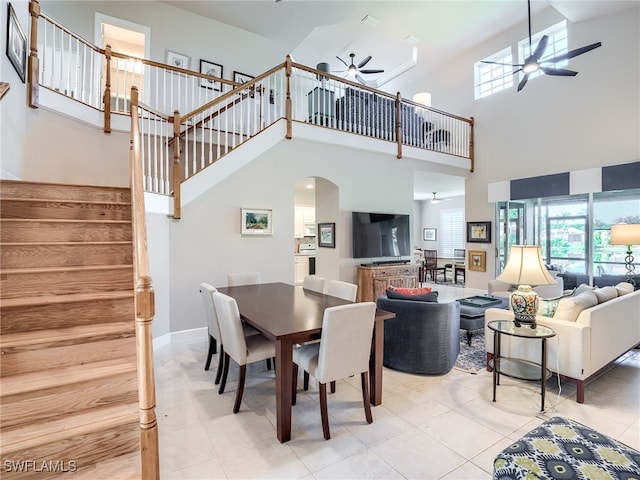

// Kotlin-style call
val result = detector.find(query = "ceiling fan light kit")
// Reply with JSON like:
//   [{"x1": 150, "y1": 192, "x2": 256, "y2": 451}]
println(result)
[
  {"x1": 481, "y1": 0, "x2": 601, "y2": 92},
  {"x1": 335, "y1": 53, "x2": 384, "y2": 85}
]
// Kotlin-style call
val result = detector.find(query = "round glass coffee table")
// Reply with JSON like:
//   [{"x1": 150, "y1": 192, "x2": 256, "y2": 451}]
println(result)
[{"x1": 487, "y1": 320, "x2": 556, "y2": 412}]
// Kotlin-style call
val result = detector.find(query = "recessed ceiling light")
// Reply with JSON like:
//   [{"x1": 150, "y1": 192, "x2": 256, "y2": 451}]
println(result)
[
  {"x1": 404, "y1": 35, "x2": 420, "y2": 44},
  {"x1": 362, "y1": 15, "x2": 381, "y2": 27}
]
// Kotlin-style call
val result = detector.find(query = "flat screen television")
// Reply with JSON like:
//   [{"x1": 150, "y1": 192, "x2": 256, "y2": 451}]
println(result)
[{"x1": 352, "y1": 211, "x2": 411, "y2": 259}]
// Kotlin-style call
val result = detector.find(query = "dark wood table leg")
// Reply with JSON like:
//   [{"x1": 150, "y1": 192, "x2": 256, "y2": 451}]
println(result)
[
  {"x1": 369, "y1": 318, "x2": 384, "y2": 406},
  {"x1": 275, "y1": 338, "x2": 294, "y2": 443}
]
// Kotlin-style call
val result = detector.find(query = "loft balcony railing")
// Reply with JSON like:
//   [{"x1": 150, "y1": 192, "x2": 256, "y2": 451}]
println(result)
[{"x1": 28, "y1": 0, "x2": 475, "y2": 217}]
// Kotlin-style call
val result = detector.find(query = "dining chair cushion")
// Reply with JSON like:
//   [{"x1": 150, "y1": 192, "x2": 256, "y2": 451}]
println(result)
[
  {"x1": 227, "y1": 272, "x2": 261, "y2": 286},
  {"x1": 294, "y1": 302, "x2": 376, "y2": 384},
  {"x1": 303, "y1": 275, "x2": 326, "y2": 293},
  {"x1": 326, "y1": 280, "x2": 358, "y2": 302},
  {"x1": 199, "y1": 283, "x2": 221, "y2": 341}
]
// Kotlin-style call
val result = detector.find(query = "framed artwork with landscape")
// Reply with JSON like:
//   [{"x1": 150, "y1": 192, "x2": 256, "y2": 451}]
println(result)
[
  {"x1": 467, "y1": 221, "x2": 491, "y2": 243},
  {"x1": 241, "y1": 208, "x2": 272, "y2": 235},
  {"x1": 468, "y1": 250, "x2": 486, "y2": 272},
  {"x1": 318, "y1": 223, "x2": 335, "y2": 248}
]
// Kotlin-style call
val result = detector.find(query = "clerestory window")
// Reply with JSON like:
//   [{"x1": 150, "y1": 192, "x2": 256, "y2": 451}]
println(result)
[
  {"x1": 474, "y1": 47, "x2": 513, "y2": 100},
  {"x1": 517, "y1": 20, "x2": 568, "y2": 82}
]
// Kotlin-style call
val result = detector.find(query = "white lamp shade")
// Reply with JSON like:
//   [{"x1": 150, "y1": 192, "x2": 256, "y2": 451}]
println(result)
[
  {"x1": 496, "y1": 245, "x2": 555, "y2": 286},
  {"x1": 610, "y1": 224, "x2": 640, "y2": 246},
  {"x1": 413, "y1": 92, "x2": 431, "y2": 107}
]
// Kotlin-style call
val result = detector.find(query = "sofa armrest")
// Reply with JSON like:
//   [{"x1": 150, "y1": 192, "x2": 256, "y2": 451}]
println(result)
[
  {"x1": 488, "y1": 279, "x2": 511, "y2": 295},
  {"x1": 484, "y1": 308, "x2": 590, "y2": 380}
]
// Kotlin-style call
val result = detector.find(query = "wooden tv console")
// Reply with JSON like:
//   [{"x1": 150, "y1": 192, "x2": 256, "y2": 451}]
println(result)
[{"x1": 356, "y1": 264, "x2": 420, "y2": 302}]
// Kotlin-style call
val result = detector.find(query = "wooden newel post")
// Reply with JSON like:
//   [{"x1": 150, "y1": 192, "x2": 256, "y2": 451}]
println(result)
[
  {"x1": 28, "y1": 0, "x2": 40, "y2": 108},
  {"x1": 469, "y1": 116, "x2": 475, "y2": 173},
  {"x1": 103, "y1": 45, "x2": 112, "y2": 133},
  {"x1": 172, "y1": 111, "x2": 182, "y2": 219},
  {"x1": 285, "y1": 55, "x2": 292, "y2": 139},
  {"x1": 395, "y1": 92, "x2": 402, "y2": 159},
  {"x1": 135, "y1": 275, "x2": 159, "y2": 480}
]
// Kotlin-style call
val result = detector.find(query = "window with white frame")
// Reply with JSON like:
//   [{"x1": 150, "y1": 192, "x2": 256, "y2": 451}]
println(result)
[
  {"x1": 474, "y1": 47, "x2": 513, "y2": 99},
  {"x1": 440, "y1": 208, "x2": 465, "y2": 258},
  {"x1": 518, "y1": 20, "x2": 568, "y2": 82}
]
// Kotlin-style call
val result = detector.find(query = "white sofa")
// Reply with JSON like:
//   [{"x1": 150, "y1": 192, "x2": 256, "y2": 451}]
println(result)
[{"x1": 485, "y1": 284, "x2": 640, "y2": 403}]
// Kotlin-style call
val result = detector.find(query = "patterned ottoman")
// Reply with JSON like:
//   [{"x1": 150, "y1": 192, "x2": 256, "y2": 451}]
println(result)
[{"x1": 494, "y1": 417, "x2": 640, "y2": 479}]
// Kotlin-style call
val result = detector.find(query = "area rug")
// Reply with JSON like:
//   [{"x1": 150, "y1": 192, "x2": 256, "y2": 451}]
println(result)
[{"x1": 454, "y1": 329, "x2": 486, "y2": 374}]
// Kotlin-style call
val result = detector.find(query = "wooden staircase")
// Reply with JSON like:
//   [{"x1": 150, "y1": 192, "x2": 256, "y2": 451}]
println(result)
[{"x1": 0, "y1": 180, "x2": 141, "y2": 478}]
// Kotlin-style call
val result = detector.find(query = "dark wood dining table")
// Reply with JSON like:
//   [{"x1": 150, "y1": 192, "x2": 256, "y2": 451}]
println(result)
[{"x1": 216, "y1": 282, "x2": 395, "y2": 443}]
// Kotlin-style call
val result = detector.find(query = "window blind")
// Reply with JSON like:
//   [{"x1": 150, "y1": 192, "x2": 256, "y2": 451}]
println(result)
[{"x1": 440, "y1": 208, "x2": 464, "y2": 258}]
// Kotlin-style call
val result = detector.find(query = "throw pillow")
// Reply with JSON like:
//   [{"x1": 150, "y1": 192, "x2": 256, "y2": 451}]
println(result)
[
  {"x1": 573, "y1": 283, "x2": 595, "y2": 296},
  {"x1": 386, "y1": 286, "x2": 438, "y2": 302},
  {"x1": 553, "y1": 291, "x2": 598, "y2": 322},
  {"x1": 537, "y1": 290, "x2": 574, "y2": 317},
  {"x1": 615, "y1": 282, "x2": 634, "y2": 296},
  {"x1": 592, "y1": 286, "x2": 618, "y2": 304}
]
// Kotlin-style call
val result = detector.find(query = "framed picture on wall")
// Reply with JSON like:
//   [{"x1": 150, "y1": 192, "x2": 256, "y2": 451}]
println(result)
[
  {"x1": 166, "y1": 50, "x2": 190, "y2": 70},
  {"x1": 233, "y1": 71, "x2": 254, "y2": 85},
  {"x1": 200, "y1": 59, "x2": 223, "y2": 91},
  {"x1": 318, "y1": 223, "x2": 335, "y2": 248},
  {"x1": 6, "y1": 3, "x2": 27, "y2": 83},
  {"x1": 467, "y1": 221, "x2": 491, "y2": 243},
  {"x1": 241, "y1": 208, "x2": 272, "y2": 235},
  {"x1": 468, "y1": 250, "x2": 486, "y2": 272},
  {"x1": 423, "y1": 228, "x2": 437, "y2": 241}
]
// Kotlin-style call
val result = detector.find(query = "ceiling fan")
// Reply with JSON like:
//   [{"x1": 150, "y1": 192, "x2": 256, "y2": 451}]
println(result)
[
  {"x1": 335, "y1": 53, "x2": 384, "y2": 85},
  {"x1": 482, "y1": 0, "x2": 602, "y2": 92},
  {"x1": 430, "y1": 192, "x2": 451, "y2": 204}
]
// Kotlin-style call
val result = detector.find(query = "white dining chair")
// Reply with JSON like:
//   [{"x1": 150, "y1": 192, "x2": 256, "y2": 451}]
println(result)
[
  {"x1": 199, "y1": 283, "x2": 260, "y2": 386},
  {"x1": 326, "y1": 279, "x2": 358, "y2": 302},
  {"x1": 302, "y1": 275, "x2": 326, "y2": 293},
  {"x1": 213, "y1": 291, "x2": 276, "y2": 414},
  {"x1": 227, "y1": 272, "x2": 261, "y2": 286},
  {"x1": 292, "y1": 302, "x2": 377, "y2": 439}
]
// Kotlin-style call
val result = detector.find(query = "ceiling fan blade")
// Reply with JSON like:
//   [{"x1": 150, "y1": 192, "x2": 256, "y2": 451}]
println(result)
[
  {"x1": 517, "y1": 73, "x2": 530, "y2": 92},
  {"x1": 543, "y1": 42, "x2": 602, "y2": 64},
  {"x1": 336, "y1": 55, "x2": 349, "y2": 68},
  {"x1": 357, "y1": 55, "x2": 372, "y2": 69},
  {"x1": 541, "y1": 66, "x2": 578, "y2": 76},
  {"x1": 359, "y1": 69, "x2": 384, "y2": 74},
  {"x1": 480, "y1": 60, "x2": 523, "y2": 67},
  {"x1": 533, "y1": 35, "x2": 549, "y2": 61},
  {"x1": 355, "y1": 73, "x2": 366, "y2": 84}
]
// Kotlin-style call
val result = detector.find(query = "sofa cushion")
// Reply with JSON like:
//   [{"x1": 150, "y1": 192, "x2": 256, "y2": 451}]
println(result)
[
  {"x1": 386, "y1": 286, "x2": 438, "y2": 302},
  {"x1": 573, "y1": 283, "x2": 595, "y2": 296},
  {"x1": 553, "y1": 291, "x2": 598, "y2": 322},
  {"x1": 615, "y1": 282, "x2": 635, "y2": 296},
  {"x1": 592, "y1": 286, "x2": 618, "y2": 304}
]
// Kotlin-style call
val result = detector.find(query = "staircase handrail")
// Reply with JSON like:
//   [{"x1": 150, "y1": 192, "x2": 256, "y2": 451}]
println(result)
[{"x1": 129, "y1": 86, "x2": 160, "y2": 479}]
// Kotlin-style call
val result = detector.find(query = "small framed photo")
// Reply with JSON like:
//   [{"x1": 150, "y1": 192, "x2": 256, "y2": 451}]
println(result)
[
  {"x1": 467, "y1": 221, "x2": 492, "y2": 243},
  {"x1": 468, "y1": 250, "x2": 486, "y2": 272},
  {"x1": 241, "y1": 208, "x2": 272, "y2": 235},
  {"x1": 166, "y1": 50, "x2": 190, "y2": 70},
  {"x1": 423, "y1": 228, "x2": 437, "y2": 241},
  {"x1": 318, "y1": 222, "x2": 335, "y2": 248},
  {"x1": 200, "y1": 59, "x2": 223, "y2": 91},
  {"x1": 233, "y1": 71, "x2": 254, "y2": 85},
  {"x1": 6, "y1": 3, "x2": 27, "y2": 83}
]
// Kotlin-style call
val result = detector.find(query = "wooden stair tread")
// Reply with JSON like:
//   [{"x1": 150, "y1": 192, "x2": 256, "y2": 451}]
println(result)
[
  {"x1": 1, "y1": 357, "x2": 138, "y2": 397},
  {"x1": 0, "y1": 403, "x2": 139, "y2": 453},
  {"x1": 0, "y1": 291, "x2": 134, "y2": 308},
  {"x1": 1, "y1": 264, "x2": 133, "y2": 275},
  {"x1": 1, "y1": 218, "x2": 130, "y2": 224},
  {"x1": 0, "y1": 322, "x2": 135, "y2": 349},
  {"x1": 1, "y1": 196, "x2": 131, "y2": 206}
]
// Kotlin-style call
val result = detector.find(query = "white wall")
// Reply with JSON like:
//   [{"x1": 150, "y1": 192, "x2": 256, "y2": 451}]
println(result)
[
  {"x1": 404, "y1": 6, "x2": 640, "y2": 288},
  {"x1": 169, "y1": 137, "x2": 419, "y2": 332}
]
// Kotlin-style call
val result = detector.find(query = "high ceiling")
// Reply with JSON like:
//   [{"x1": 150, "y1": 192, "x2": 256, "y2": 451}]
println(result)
[{"x1": 163, "y1": 0, "x2": 635, "y2": 199}]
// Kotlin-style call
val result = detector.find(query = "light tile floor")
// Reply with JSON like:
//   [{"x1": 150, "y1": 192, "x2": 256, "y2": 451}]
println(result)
[{"x1": 155, "y1": 285, "x2": 640, "y2": 480}]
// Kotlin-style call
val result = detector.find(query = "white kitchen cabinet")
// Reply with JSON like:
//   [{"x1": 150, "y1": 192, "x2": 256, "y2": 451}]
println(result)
[
  {"x1": 294, "y1": 256, "x2": 309, "y2": 284},
  {"x1": 294, "y1": 206, "x2": 315, "y2": 238}
]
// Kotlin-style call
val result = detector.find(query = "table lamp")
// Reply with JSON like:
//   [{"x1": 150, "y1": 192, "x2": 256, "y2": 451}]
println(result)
[
  {"x1": 610, "y1": 224, "x2": 640, "y2": 287},
  {"x1": 496, "y1": 245, "x2": 555, "y2": 328}
]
